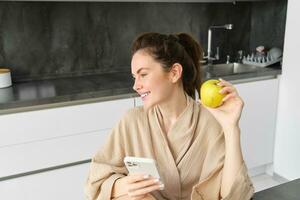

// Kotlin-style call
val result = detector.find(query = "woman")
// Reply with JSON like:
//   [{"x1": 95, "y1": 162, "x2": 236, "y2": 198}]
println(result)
[{"x1": 85, "y1": 33, "x2": 254, "y2": 200}]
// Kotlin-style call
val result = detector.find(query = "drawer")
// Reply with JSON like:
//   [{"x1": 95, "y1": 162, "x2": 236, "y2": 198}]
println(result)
[
  {"x1": 0, "y1": 129, "x2": 108, "y2": 178},
  {"x1": 0, "y1": 163, "x2": 90, "y2": 200},
  {"x1": 0, "y1": 98, "x2": 133, "y2": 147}
]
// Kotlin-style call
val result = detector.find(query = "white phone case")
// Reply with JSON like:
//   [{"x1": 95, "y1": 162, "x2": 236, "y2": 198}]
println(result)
[{"x1": 124, "y1": 156, "x2": 161, "y2": 179}]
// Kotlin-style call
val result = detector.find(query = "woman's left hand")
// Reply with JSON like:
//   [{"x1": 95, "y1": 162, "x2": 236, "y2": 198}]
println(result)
[{"x1": 201, "y1": 78, "x2": 244, "y2": 132}]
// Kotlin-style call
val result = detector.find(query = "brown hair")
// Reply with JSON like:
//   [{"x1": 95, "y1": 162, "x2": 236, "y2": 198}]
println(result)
[{"x1": 131, "y1": 32, "x2": 202, "y2": 99}]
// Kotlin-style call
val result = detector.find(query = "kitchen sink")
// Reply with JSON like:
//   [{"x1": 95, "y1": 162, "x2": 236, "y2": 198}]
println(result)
[{"x1": 201, "y1": 62, "x2": 259, "y2": 77}]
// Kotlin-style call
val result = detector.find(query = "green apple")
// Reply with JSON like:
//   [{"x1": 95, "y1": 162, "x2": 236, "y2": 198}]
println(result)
[{"x1": 200, "y1": 79, "x2": 225, "y2": 108}]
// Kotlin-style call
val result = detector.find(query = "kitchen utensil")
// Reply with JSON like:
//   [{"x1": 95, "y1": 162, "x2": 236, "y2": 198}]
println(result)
[
  {"x1": 0, "y1": 68, "x2": 12, "y2": 88},
  {"x1": 268, "y1": 47, "x2": 283, "y2": 60}
]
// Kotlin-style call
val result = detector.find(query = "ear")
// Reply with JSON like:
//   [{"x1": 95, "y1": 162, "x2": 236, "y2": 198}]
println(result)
[{"x1": 169, "y1": 63, "x2": 183, "y2": 83}]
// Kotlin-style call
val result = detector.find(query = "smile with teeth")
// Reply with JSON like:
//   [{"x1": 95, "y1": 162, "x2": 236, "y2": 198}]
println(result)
[{"x1": 141, "y1": 92, "x2": 150, "y2": 98}]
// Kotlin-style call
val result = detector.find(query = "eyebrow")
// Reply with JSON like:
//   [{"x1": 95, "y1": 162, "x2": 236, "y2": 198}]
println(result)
[{"x1": 132, "y1": 67, "x2": 150, "y2": 76}]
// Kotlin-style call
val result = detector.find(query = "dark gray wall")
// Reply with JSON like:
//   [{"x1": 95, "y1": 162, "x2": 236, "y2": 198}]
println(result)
[
  {"x1": 0, "y1": 1, "x2": 286, "y2": 82},
  {"x1": 250, "y1": 1, "x2": 287, "y2": 52}
]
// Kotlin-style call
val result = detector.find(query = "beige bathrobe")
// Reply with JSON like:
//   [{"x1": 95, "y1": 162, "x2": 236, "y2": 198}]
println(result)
[{"x1": 84, "y1": 95, "x2": 254, "y2": 200}]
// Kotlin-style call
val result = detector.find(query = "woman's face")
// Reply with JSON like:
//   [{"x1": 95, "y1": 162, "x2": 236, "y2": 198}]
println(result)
[{"x1": 131, "y1": 50, "x2": 176, "y2": 110}]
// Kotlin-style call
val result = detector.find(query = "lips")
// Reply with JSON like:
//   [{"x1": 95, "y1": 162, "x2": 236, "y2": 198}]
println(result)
[{"x1": 140, "y1": 91, "x2": 150, "y2": 99}]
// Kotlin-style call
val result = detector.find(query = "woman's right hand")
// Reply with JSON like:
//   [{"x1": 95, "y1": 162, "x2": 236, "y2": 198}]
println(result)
[{"x1": 112, "y1": 174, "x2": 164, "y2": 200}]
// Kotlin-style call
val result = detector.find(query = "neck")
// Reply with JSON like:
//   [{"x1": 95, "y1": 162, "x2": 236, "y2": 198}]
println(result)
[{"x1": 158, "y1": 89, "x2": 188, "y2": 126}]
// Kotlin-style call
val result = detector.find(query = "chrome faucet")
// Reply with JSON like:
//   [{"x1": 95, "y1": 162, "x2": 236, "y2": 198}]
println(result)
[{"x1": 205, "y1": 24, "x2": 233, "y2": 65}]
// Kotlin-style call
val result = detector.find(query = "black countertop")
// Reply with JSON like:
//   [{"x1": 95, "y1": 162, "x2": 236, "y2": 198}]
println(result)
[
  {"x1": 253, "y1": 178, "x2": 300, "y2": 200},
  {"x1": 0, "y1": 72, "x2": 135, "y2": 113},
  {"x1": 0, "y1": 65, "x2": 281, "y2": 114}
]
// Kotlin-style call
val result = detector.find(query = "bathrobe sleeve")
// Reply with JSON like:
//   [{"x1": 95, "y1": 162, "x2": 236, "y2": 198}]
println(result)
[
  {"x1": 191, "y1": 129, "x2": 254, "y2": 200},
  {"x1": 84, "y1": 112, "x2": 130, "y2": 200}
]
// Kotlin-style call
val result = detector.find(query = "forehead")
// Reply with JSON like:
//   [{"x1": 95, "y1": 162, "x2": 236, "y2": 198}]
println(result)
[{"x1": 131, "y1": 50, "x2": 160, "y2": 73}]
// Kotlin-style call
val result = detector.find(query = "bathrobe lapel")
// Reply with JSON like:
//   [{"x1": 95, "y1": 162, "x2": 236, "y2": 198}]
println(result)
[{"x1": 148, "y1": 95, "x2": 198, "y2": 199}]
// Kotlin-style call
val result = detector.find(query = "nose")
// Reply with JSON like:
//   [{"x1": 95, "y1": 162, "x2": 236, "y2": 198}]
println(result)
[{"x1": 133, "y1": 77, "x2": 142, "y2": 92}]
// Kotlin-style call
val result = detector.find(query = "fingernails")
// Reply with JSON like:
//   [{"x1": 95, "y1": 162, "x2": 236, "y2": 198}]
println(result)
[
  {"x1": 143, "y1": 175, "x2": 149, "y2": 179},
  {"x1": 154, "y1": 179, "x2": 159, "y2": 183},
  {"x1": 159, "y1": 183, "x2": 165, "y2": 190}
]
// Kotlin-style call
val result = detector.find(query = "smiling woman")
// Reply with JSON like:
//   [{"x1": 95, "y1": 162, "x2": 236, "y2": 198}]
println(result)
[
  {"x1": 130, "y1": 33, "x2": 202, "y2": 113},
  {"x1": 132, "y1": 33, "x2": 202, "y2": 98},
  {"x1": 131, "y1": 50, "x2": 178, "y2": 111},
  {"x1": 84, "y1": 32, "x2": 254, "y2": 200}
]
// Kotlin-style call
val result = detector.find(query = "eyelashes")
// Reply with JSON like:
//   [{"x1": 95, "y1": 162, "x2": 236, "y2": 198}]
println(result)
[{"x1": 132, "y1": 74, "x2": 148, "y2": 80}]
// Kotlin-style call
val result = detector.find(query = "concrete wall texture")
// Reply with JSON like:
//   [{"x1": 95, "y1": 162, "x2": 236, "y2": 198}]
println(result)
[{"x1": 0, "y1": 1, "x2": 286, "y2": 82}]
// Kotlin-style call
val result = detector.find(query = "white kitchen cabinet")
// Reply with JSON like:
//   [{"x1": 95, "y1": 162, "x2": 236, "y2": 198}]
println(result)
[
  {"x1": 0, "y1": 98, "x2": 133, "y2": 147},
  {"x1": 0, "y1": 163, "x2": 90, "y2": 200},
  {"x1": 134, "y1": 96, "x2": 143, "y2": 107},
  {"x1": 0, "y1": 129, "x2": 106, "y2": 178},
  {"x1": 0, "y1": 98, "x2": 133, "y2": 178},
  {"x1": 235, "y1": 78, "x2": 279, "y2": 171}
]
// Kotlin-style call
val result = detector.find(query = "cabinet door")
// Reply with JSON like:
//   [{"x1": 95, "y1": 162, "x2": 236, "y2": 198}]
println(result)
[
  {"x1": 0, "y1": 129, "x2": 107, "y2": 178},
  {"x1": 0, "y1": 163, "x2": 90, "y2": 200},
  {"x1": 134, "y1": 96, "x2": 143, "y2": 107},
  {"x1": 0, "y1": 98, "x2": 133, "y2": 147},
  {"x1": 0, "y1": 98, "x2": 133, "y2": 178},
  {"x1": 235, "y1": 78, "x2": 279, "y2": 169}
]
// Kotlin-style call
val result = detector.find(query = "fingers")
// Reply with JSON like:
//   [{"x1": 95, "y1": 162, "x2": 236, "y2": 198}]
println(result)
[
  {"x1": 217, "y1": 78, "x2": 241, "y2": 103},
  {"x1": 217, "y1": 78, "x2": 233, "y2": 87},
  {"x1": 126, "y1": 174, "x2": 149, "y2": 184},
  {"x1": 128, "y1": 178, "x2": 160, "y2": 192},
  {"x1": 218, "y1": 79, "x2": 235, "y2": 93},
  {"x1": 128, "y1": 182, "x2": 164, "y2": 198},
  {"x1": 125, "y1": 174, "x2": 163, "y2": 199},
  {"x1": 219, "y1": 86, "x2": 235, "y2": 95},
  {"x1": 222, "y1": 93, "x2": 236, "y2": 102}
]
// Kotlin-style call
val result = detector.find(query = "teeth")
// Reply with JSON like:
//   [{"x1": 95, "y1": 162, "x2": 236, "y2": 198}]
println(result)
[{"x1": 141, "y1": 92, "x2": 150, "y2": 98}]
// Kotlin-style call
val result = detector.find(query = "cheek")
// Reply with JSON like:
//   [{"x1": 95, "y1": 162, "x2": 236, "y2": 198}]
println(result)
[
  {"x1": 154, "y1": 73, "x2": 170, "y2": 84},
  {"x1": 150, "y1": 78, "x2": 166, "y2": 89},
  {"x1": 145, "y1": 72, "x2": 172, "y2": 94},
  {"x1": 143, "y1": 75, "x2": 160, "y2": 89},
  {"x1": 152, "y1": 79, "x2": 173, "y2": 94}
]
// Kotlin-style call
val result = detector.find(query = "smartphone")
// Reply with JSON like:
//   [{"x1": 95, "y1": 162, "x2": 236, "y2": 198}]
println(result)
[{"x1": 124, "y1": 156, "x2": 161, "y2": 180}]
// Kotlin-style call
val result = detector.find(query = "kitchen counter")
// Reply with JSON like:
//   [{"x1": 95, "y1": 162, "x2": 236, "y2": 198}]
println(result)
[
  {"x1": 0, "y1": 65, "x2": 281, "y2": 115},
  {"x1": 253, "y1": 178, "x2": 300, "y2": 200}
]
